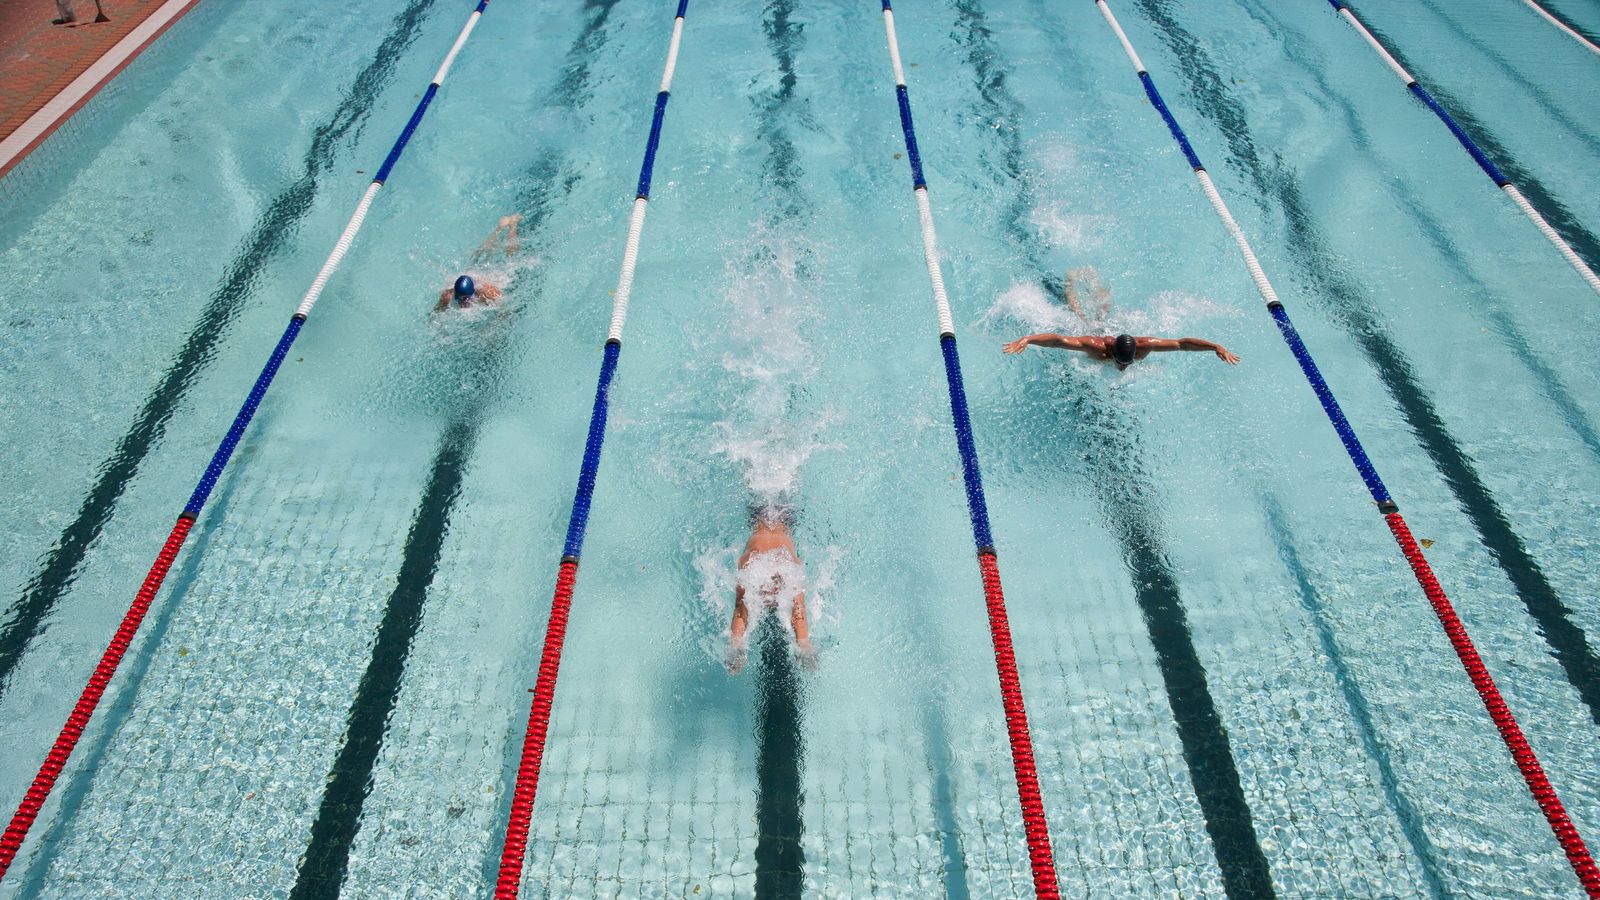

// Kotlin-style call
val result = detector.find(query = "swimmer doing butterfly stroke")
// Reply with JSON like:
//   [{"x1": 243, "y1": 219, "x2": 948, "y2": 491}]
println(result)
[
  {"x1": 1002, "y1": 266, "x2": 1239, "y2": 370},
  {"x1": 1003, "y1": 333, "x2": 1239, "y2": 370},
  {"x1": 727, "y1": 507, "x2": 816, "y2": 675}
]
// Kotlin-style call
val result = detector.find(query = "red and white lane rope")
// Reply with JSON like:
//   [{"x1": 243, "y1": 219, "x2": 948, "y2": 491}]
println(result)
[
  {"x1": 493, "y1": 2, "x2": 691, "y2": 896},
  {"x1": 0, "y1": 0, "x2": 491, "y2": 884},
  {"x1": 1096, "y1": 2, "x2": 1600, "y2": 895},
  {"x1": 876, "y1": 2, "x2": 1061, "y2": 896}
]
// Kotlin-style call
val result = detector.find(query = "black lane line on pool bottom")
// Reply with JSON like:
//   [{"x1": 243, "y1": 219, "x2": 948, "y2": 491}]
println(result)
[
  {"x1": 949, "y1": 2, "x2": 1276, "y2": 895},
  {"x1": 748, "y1": 2, "x2": 814, "y2": 893},
  {"x1": 754, "y1": 621, "x2": 806, "y2": 898},
  {"x1": 1137, "y1": 0, "x2": 1600, "y2": 730},
  {"x1": 1260, "y1": 495, "x2": 1450, "y2": 899},
  {"x1": 1351, "y1": 12, "x2": 1600, "y2": 286},
  {"x1": 292, "y1": 141, "x2": 583, "y2": 896},
  {"x1": 1416, "y1": 0, "x2": 1600, "y2": 155},
  {"x1": 294, "y1": 4, "x2": 627, "y2": 888},
  {"x1": 289, "y1": 416, "x2": 479, "y2": 898},
  {"x1": 1058, "y1": 382, "x2": 1277, "y2": 900},
  {"x1": 920, "y1": 693, "x2": 972, "y2": 899},
  {"x1": 0, "y1": 0, "x2": 446, "y2": 702},
  {"x1": 9, "y1": 428, "x2": 261, "y2": 896}
]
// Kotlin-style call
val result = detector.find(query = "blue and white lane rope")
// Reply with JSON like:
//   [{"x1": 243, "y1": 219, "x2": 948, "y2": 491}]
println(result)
[
  {"x1": 0, "y1": 0, "x2": 491, "y2": 884},
  {"x1": 1325, "y1": 0, "x2": 1600, "y2": 298},
  {"x1": 1093, "y1": 3, "x2": 1600, "y2": 895},
  {"x1": 1519, "y1": 0, "x2": 1600, "y2": 57},
  {"x1": 495, "y1": 2, "x2": 690, "y2": 894},
  {"x1": 877, "y1": 4, "x2": 1062, "y2": 897}
]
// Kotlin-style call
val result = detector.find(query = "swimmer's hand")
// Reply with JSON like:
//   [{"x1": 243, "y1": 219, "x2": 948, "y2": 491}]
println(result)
[
  {"x1": 1215, "y1": 346, "x2": 1240, "y2": 365},
  {"x1": 1003, "y1": 337, "x2": 1034, "y2": 355},
  {"x1": 725, "y1": 640, "x2": 748, "y2": 676},
  {"x1": 796, "y1": 638, "x2": 818, "y2": 672}
]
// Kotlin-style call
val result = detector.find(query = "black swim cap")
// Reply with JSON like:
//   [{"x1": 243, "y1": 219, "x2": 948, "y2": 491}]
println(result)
[
  {"x1": 1113, "y1": 334, "x2": 1137, "y2": 366},
  {"x1": 748, "y1": 501, "x2": 797, "y2": 529},
  {"x1": 453, "y1": 275, "x2": 476, "y2": 300}
]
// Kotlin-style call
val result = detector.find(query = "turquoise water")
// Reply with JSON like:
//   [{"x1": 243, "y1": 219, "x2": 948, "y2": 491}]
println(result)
[{"x1": 2, "y1": 0, "x2": 1599, "y2": 895}]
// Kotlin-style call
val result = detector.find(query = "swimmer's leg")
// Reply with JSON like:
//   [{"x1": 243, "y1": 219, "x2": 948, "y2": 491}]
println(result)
[
  {"x1": 1063, "y1": 269, "x2": 1088, "y2": 323},
  {"x1": 1090, "y1": 271, "x2": 1112, "y2": 320},
  {"x1": 503, "y1": 214, "x2": 522, "y2": 257}
]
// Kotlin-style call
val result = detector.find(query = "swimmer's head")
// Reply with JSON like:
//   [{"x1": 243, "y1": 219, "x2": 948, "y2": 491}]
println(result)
[
  {"x1": 748, "y1": 501, "x2": 796, "y2": 531},
  {"x1": 1112, "y1": 333, "x2": 1138, "y2": 369},
  {"x1": 452, "y1": 275, "x2": 476, "y2": 301}
]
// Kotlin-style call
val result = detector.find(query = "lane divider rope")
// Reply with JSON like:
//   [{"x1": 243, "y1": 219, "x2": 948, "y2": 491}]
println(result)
[
  {"x1": 1519, "y1": 0, "x2": 1600, "y2": 57},
  {"x1": 492, "y1": 2, "x2": 689, "y2": 895},
  {"x1": 0, "y1": 0, "x2": 493, "y2": 883},
  {"x1": 1325, "y1": 0, "x2": 1600, "y2": 297},
  {"x1": 1094, "y1": 3, "x2": 1600, "y2": 895},
  {"x1": 877, "y1": 4, "x2": 1060, "y2": 896}
]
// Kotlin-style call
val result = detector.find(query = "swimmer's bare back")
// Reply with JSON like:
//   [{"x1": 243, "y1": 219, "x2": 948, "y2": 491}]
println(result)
[
  {"x1": 433, "y1": 281, "x2": 504, "y2": 312},
  {"x1": 740, "y1": 520, "x2": 799, "y2": 565}
]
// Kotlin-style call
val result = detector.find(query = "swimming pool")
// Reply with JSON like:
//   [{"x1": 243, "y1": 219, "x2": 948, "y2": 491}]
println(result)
[{"x1": 2, "y1": 0, "x2": 1599, "y2": 894}]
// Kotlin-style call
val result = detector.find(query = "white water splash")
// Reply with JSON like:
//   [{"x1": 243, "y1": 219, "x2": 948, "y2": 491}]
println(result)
[
  {"x1": 1029, "y1": 202, "x2": 1110, "y2": 254},
  {"x1": 709, "y1": 234, "x2": 831, "y2": 509},
  {"x1": 693, "y1": 231, "x2": 847, "y2": 662},
  {"x1": 985, "y1": 278, "x2": 1240, "y2": 336},
  {"x1": 696, "y1": 543, "x2": 842, "y2": 643}
]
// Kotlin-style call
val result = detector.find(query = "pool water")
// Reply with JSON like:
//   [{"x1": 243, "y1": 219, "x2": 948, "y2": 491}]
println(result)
[{"x1": 2, "y1": 0, "x2": 1599, "y2": 896}]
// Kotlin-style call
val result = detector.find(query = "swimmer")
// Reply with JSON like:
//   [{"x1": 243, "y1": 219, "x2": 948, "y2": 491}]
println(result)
[
  {"x1": 727, "y1": 509, "x2": 815, "y2": 674},
  {"x1": 432, "y1": 215, "x2": 520, "y2": 312},
  {"x1": 434, "y1": 274, "x2": 502, "y2": 312},
  {"x1": 1003, "y1": 332, "x2": 1239, "y2": 370}
]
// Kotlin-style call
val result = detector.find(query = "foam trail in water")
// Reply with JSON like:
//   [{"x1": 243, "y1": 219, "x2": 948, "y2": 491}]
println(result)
[
  {"x1": 708, "y1": 235, "x2": 827, "y2": 510},
  {"x1": 694, "y1": 231, "x2": 843, "y2": 657}
]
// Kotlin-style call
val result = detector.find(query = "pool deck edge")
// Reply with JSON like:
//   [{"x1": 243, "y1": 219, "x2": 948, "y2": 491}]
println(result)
[{"x1": 0, "y1": 0, "x2": 202, "y2": 182}]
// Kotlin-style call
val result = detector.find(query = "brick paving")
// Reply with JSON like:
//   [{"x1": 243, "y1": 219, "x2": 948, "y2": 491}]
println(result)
[{"x1": 0, "y1": 0, "x2": 186, "y2": 174}]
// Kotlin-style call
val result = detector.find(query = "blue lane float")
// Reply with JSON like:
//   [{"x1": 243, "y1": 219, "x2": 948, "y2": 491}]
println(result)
[
  {"x1": 1324, "y1": 0, "x2": 1600, "y2": 297},
  {"x1": 1093, "y1": 3, "x2": 1600, "y2": 894}
]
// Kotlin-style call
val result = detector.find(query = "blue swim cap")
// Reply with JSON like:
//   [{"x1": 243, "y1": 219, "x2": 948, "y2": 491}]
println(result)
[{"x1": 453, "y1": 275, "x2": 476, "y2": 300}]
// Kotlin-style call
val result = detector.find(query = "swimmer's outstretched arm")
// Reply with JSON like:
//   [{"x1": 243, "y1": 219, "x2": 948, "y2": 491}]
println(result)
[
  {"x1": 434, "y1": 289, "x2": 453, "y2": 312},
  {"x1": 728, "y1": 584, "x2": 750, "y2": 675},
  {"x1": 791, "y1": 591, "x2": 814, "y2": 665},
  {"x1": 1141, "y1": 337, "x2": 1240, "y2": 364},
  {"x1": 1003, "y1": 333, "x2": 1095, "y2": 355},
  {"x1": 731, "y1": 585, "x2": 749, "y2": 644}
]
